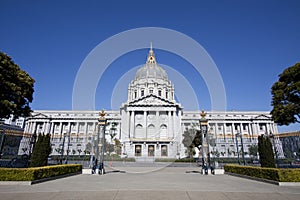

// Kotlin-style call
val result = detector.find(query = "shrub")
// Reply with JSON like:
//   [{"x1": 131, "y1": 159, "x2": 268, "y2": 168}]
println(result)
[
  {"x1": 224, "y1": 164, "x2": 300, "y2": 182},
  {"x1": 155, "y1": 158, "x2": 176, "y2": 162},
  {"x1": 174, "y1": 157, "x2": 195, "y2": 162},
  {"x1": 0, "y1": 164, "x2": 82, "y2": 181},
  {"x1": 30, "y1": 133, "x2": 52, "y2": 167},
  {"x1": 258, "y1": 135, "x2": 276, "y2": 168}
]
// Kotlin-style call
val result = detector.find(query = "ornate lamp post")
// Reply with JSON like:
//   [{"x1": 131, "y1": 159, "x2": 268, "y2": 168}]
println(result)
[
  {"x1": 199, "y1": 110, "x2": 208, "y2": 174},
  {"x1": 240, "y1": 132, "x2": 246, "y2": 165},
  {"x1": 60, "y1": 132, "x2": 66, "y2": 164},
  {"x1": 65, "y1": 129, "x2": 71, "y2": 164},
  {"x1": 269, "y1": 131, "x2": 278, "y2": 167},
  {"x1": 236, "y1": 131, "x2": 246, "y2": 165},
  {"x1": 29, "y1": 133, "x2": 37, "y2": 159},
  {"x1": 235, "y1": 132, "x2": 241, "y2": 165},
  {"x1": 209, "y1": 127, "x2": 216, "y2": 170},
  {"x1": 0, "y1": 128, "x2": 5, "y2": 159},
  {"x1": 94, "y1": 110, "x2": 107, "y2": 175}
]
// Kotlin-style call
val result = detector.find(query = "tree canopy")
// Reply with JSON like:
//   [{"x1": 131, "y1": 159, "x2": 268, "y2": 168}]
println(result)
[
  {"x1": 248, "y1": 144, "x2": 258, "y2": 158},
  {"x1": 182, "y1": 128, "x2": 202, "y2": 157},
  {"x1": 271, "y1": 63, "x2": 300, "y2": 126},
  {"x1": 0, "y1": 52, "x2": 35, "y2": 119}
]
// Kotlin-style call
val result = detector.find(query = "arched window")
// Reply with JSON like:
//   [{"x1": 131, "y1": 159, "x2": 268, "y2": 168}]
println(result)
[
  {"x1": 136, "y1": 124, "x2": 143, "y2": 129},
  {"x1": 134, "y1": 90, "x2": 137, "y2": 98},
  {"x1": 149, "y1": 87, "x2": 154, "y2": 94},
  {"x1": 141, "y1": 90, "x2": 144, "y2": 97},
  {"x1": 160, "y1": 124, "x2": 167, "y2": 138},
  {"x1": 160, "y1": 124, "x2": 167, "y2": 129},
  {"x1": 148, "y1": 124, "x2": 155, "y2": 129}
]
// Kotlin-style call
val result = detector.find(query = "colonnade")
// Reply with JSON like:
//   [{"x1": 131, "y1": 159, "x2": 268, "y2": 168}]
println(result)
[{"x1": 127, "y1": 109, "x2": 181, "y2": 139}]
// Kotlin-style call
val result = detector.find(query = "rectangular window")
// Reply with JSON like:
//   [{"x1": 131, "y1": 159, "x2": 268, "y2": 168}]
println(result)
[
  {"x1": 158, "y1": 90, "x2": 162, "y2": 96},
  {"x1": 141, "y1": 90, "x2": 144, "y2": 97},
  {"x1": 149, "y1": 89, "x2": 153, "y2": 94},
  {"x1": 226, "y1": 124, "x2": 231, "y2": 132}
]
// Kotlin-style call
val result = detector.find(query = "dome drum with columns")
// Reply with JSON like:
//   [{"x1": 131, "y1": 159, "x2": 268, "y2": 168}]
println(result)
[
  {"x1": 121, "y1": 47, "x2": 183, "y2": 159},
  {"x1": 127, "y1": 47, "x2": 175, "y2": 103},
  {"x1": 18, "y1": 46, "x2": 282, "y2": 160}
]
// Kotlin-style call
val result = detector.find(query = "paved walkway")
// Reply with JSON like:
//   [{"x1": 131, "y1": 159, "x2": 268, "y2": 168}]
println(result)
[{"x1": 0, "y1": 166, "x2": 299, "y2": 200}]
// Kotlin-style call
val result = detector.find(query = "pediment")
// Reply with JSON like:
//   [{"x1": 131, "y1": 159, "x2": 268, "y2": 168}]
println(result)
[
  {"x1": 252, "y1": 114, "x2": 271, "y2": 120},
  {"x1": 31, "y1": 112, "x2": 49, "y2": 119},
  {"x1": 129, "y1": 95, "x2": 175, "y2": 106}
]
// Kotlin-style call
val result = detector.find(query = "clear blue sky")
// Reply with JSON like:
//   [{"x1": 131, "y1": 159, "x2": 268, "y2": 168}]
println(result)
[{"x1": 1, "y1": 0, "x2": 299, "y2": 132}]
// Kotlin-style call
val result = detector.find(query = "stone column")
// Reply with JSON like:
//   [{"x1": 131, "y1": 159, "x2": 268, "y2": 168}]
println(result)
[
  {"x1": 248, "y1": 122, "x2": 252, "y2": 137},
  {"x1": 156, "y1": 111, "x2": 159, "y2": 138},
  {"x1": 59, "y1": 122, "x2": 63, "y2": 137},
  {"x1": 32, "y1": 122, "x2": 37, "y2": 134},
  {"x1": 130, "y1": 111, "x2": 135, "y2": 138},
  {"x1": 46, "y1": 121, "x2": 50, "y2": 134},
  {"x1": 144, "y1": 111, "x2": 147, "y2": 138},
  {"x1": 85, "y1": 122, "x2": 88, "y2": 137},
  {"x1": 222, "y1": 123, "x2": 226, "y2": 139},
  {"x1": 172, "y1": 111, "x2": 176, "y2": 138},
  {"x1": 25, "y1": 121, "x2": 30, "y2": 133},
  {"x1": 76, "y1": 122, "x2": 79, "y2": 135},
  {"x1": 240, "y1": 123, "x2": 243, "y2": 134},
  {"x1": 266, "y1": 123, "x2": 271, "y2": 134},
  {"x1": 231, "y1": 123, "x2": 234, "y2": 136},
  {"x1": 126, "y1": 111, "x2": 130, "y2": 138},
  {"x1": 68, "y1": 122, "x2": 72, "y2": 132},
  {"x1": 41, "y1": 122, "x2": 46, "y2": 134},
  {"x1": 256, "y1": 123, "x2": 260, "y2": 135},
  {"x1": 168, "y1": 111, "x2": 172, "y2": 138},
  {"x1": 50, "y1": 122, "x2": 54, "y2": 135}
]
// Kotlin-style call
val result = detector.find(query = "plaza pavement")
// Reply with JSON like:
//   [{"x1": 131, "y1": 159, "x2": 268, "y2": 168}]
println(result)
[{"x1": 0, "y1": 164, "x2": 299, "y2": 200}]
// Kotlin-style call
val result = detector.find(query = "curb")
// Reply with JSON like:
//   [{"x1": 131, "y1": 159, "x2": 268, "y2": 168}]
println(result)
[
  {"x1": 0, "y1": 172, "x2": 81, "y2": 185},
  {"x1": 225, "y1": 172, "x2": 300, "y2": 186}
]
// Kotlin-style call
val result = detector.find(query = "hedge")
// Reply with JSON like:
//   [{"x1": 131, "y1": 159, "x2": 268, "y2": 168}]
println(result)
[
  {"x1": 0, "y1": 164, "x2": 82, "y2": 181},
  {"x1": 155, "y1": 158, "x2": 176, "y2": 162},
  {"x1": 224, "y1": 164, "x2": 300, "y2": 182}
]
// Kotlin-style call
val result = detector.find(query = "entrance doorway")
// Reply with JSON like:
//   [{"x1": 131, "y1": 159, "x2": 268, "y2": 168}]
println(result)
[
  {"x1": 135, "y1": 145, "x2": 142, "y2": 157},
  {"x1": 161, "y1": 145, "x2": 168, "y2": 157},
  {"x1": 148, "y1": 145, "x2": 154, "y2": 157}
]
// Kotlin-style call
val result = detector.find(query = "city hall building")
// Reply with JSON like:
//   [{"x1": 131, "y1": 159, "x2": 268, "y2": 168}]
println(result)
[{"x1": 19, "y1": 48, "x2": 281, "y2": 159}]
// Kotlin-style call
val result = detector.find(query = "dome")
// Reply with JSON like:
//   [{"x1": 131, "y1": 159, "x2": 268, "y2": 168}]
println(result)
[{"x1": 134, "y1": 48, "x2": 168, "y2": 80}]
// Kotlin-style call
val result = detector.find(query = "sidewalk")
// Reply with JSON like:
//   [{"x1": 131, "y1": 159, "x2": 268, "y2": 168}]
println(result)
[{"x1": 0, "y1": 166, "x2": 299, "y2": 200}]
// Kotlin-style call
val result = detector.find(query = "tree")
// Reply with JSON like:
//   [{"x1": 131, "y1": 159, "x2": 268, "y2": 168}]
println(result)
[
  {"x1": 85, "y1": 142, "x2": 92, "y2": 155},
  {"x1": 114, "y1": 138, "x2": 122, "y2": 155},
  {"x1": 30, "y1": 133, "x2": 51, "y2": 167},
  {"x1": 248, "y1": 144, "x2": 258, "y2": 158},
  {"x1": 105, "y1": 139, "x2": 114, "y2": 155},
  {"x1": 258, "y1": 135, "x2": 276, "y2": 168},
  {"x1": 182, "y1": 128, "x2": 202, "y2": 158},
  {"x1": 271, "y1": 63, "x2": 300, "y2": 126},
  {"x1": 0, "y1": 52, "x2": 35, "y2": 119},
  {"x1": 77, "y1": 149, "x2": 82, "y2": 157}
]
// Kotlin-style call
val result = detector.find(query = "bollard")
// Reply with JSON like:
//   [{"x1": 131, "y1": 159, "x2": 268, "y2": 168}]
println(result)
[
  {"x1": 211, "y1": 167, "x2": 215, "y2": 175},
  {"x1": 204, "y1": 166, "x2": 208, "y2": 175}
]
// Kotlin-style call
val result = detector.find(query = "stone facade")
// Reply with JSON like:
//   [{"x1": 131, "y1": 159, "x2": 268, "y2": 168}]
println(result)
[{"x1": 19, "y1": 48, "x2": 280, "y2": 159}]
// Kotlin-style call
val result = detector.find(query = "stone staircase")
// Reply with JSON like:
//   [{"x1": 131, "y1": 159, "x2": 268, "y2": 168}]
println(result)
[{"x1": 135, "y1": 157, "x2": 155, "y2": 163}]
